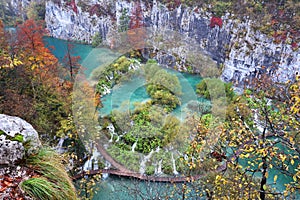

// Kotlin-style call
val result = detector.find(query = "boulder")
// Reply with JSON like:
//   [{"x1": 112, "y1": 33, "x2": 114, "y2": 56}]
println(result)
[{"x1": 0, "y1": 114, "x2": 41, "y2": 165}]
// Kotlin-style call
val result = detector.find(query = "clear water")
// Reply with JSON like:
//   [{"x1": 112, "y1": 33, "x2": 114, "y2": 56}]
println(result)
[
  {"x1": 93, "y1": 176, "x2": 204, "y2": 200},
  {"x1": 43, "y1": 37, "x2": 120, "y2": 78},
  {"x1": 99, "y1": 68, "x2": 203, "y2": 120},
  {"x1": 43, "y1": 37, "x2": 93, "y2": 64},
  {"x1": 44, "y1": 37, "x2": 297, "y2": 199}
]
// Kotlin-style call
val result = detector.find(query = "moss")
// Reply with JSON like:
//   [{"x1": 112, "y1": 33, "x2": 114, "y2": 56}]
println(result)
[
  {"x1": 145, "y1": 165, "x2": 155, "y2": 175},
  {"x1": 91, "y1": 32, "x2": 102, "y2": 47}
]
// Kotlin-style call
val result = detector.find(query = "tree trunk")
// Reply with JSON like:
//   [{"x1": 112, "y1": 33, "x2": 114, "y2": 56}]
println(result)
[{"x1": 260, "y1": 156, "x2": 267, "y2": 200}]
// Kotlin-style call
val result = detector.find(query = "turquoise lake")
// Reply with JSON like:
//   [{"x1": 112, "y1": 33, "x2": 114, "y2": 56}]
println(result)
[
  {"x1": 44, "y1": 37, "x2": 298, "y2": 199},
  {"x1": 44, "y1": 37, "x2": 204, "y2": 199}
]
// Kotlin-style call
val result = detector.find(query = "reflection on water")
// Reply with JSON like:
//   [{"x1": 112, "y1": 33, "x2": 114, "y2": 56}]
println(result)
[
  {"x1": 99, "y1": 67, "x2": 204, "y2": 120},
  {"x1": 45, "y1": 37, "x2": 298, "y2": 199},
  {"x1": 93, "y1": 176, "x2": 204, "y2": 200}
]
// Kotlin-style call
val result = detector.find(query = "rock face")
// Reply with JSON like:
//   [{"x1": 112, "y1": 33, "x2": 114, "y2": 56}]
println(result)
[
  {"x1": 1, "y1": 0, "x2": 32, "y2": 21},
  {"x1": 44, "y1": 0, "x2": 300, "y2": 84},
  {"x1": 0, "y1": 114, "x2": 41, "y2": 165}
]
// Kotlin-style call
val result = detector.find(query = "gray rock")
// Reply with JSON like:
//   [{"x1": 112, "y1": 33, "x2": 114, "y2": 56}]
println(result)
[
  {"x1": 0, "y1": 114, "x2": 41, "y2": 165},
  {"x1": 44, "y1": 0, "x2": 299, "y2": 84}
]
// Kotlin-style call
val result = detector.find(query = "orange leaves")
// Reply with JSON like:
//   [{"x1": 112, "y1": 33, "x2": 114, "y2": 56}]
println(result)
[{"x1": 127, "y1": 1, "x2": 146, "y2": 49}]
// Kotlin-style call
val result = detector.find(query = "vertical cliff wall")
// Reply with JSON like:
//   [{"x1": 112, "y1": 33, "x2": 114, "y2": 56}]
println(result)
[{"x1": 45, "y1": 0, "x2": 300, "y2": 84}]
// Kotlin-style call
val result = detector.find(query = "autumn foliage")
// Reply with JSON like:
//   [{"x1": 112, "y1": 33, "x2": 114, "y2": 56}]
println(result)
[
  {"x1": 0, "y1": 19, "x2": 73, "y2": 135},
  {"x1": 210, "y1": 16, "x2": 223, "y2": 28},
  {"x1": 127, "y1": 1, "x2": 146, "y2": 49}
]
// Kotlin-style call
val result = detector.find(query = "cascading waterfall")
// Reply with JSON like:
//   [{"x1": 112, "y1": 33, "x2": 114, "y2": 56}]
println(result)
[
  {"x1": 45, "y1": 0, "x2": 300, "y2": 84},
  {"x1": 155, "y1": 160, "x2": 162, "y2": 174},
  {"x1": 107, "y1": 124, "x2": 116, "y2": 142},
  {"x1": 131, "y1": 141, "x2": 137, "y2": 152},
  {"x1": 83, "y1": 147, "x2": 101, "y2": 171},
  {"x1": 171, "y1": 152, "x2": 178, "y2": 175},
  {"x1": 102, "y1": 161, "x2": 112, "y2": 179},
  {"x1": 55, "y1": 137, "x2": 66, "y2": 154},
  {"x1": 139, "y1": 149, "x2": 154, "y2": 174}
]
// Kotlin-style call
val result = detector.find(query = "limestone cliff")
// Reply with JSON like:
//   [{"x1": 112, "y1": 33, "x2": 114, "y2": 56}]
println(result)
[
  {"x1": 43, "y1": 0, "x2": 299, "y2": 84},
  {"x1": 1, "y1": 1, "x2": 298, "y2": 84}
]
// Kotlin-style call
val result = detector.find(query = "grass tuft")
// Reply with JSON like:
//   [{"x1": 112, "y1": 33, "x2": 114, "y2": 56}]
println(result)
[{"x1": 21, "y1": 148, "x2": 77, "y2": 200}]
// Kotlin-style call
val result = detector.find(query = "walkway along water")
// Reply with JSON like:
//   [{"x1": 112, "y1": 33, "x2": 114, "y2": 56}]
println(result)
[{"x1": 73, "y1": 141, "x2": 228, "y2": 182}]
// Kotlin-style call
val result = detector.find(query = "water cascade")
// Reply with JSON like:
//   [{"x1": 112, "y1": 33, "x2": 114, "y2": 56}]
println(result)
[
  {"x1": 139, "y1": 149, "x2": 154, "y2": 174},
  {"x1": 171, "y1": 152, "x2": 179, "y2": 175},
  {"x1": 55, "y1": 137, "x2": 66, "y2": 154},
  {"x1": 45, "y1": 0, "x2": 300, "y2": 84}
]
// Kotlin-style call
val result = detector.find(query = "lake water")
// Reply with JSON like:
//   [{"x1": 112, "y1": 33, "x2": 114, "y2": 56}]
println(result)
[
  {"x1": 44, "y1": 37, "x2": 298, "y2": 199},
  {"x1": 43, "y1": 37, "x2": 205, "y2": 199}
]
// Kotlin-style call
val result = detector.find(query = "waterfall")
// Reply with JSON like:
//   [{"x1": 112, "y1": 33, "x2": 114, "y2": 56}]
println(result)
[
  {"x1": 45, "y1": 0, "x2": 300, "y2": 85},
  {"x1": 102, "y1": 160, "x2": 111, "y2": 180},
  {"x1": 83, "y1": 147, "x2": 101, "y2": 171},
  {"x1": 107, "y1": 124, "x2": 116, "y2": 142},
  {"x1": 102, "y1": 85, "x2": 111, "y2": 96},
  {"x1": 131, "y1": 141, "x2": 137, "y2": 152},
  {"x1": 171, "y1": 152, "x2": 179, "y2": 175},
  {"x1": 55, "y1": 137, "x2": 66, "y2": 154},
  {"x1": 139, "y1": 149, "x2": 154, "y2": 174},
  {"x1": 155, "y1": 160, "x2": 162, "y2": 174}
]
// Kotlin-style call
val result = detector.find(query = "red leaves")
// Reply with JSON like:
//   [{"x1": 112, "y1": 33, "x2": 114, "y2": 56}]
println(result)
[
  {"x1": 166, "y1": 0, "x2": 181, "y2": 10},
  {"x1": 211, "y1": 151, "x2": 226, "y2": 162},
  {"x1": 291, "y1": 42, "x2": 298, "y2": 49},
  {"x1": 129, "y1": 1, "x2": 144, "y2": 30},
  {"x1": 17, "y1": 19, "x2": 46, "y2": 52},
  {"x1": 66, "y1": 0, "x2": 78, "y2": 14},
  {"x1": 89, "y1": 4, "x2": 101, "y2": 17},
  {"x1": 0, "y1": 167, "x2": 41, "y2": 199},
  {"x1": 128, "y1": 1, "x2": 146, "y2": 49},
  {"x1": 1, "y1": 174, "x2": 25, "y2": 198},
  {"x1": 210, "y1": 16, "x2": 223, "y2": 28}
]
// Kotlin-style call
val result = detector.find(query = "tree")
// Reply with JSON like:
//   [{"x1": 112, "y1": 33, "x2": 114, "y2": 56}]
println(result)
[
  {"x1": 192, "y1": 74, "x2": 300, "y2": 199},
  {"x1": 62, "y1": 42, "x2": 81, "y2": 81},
  {"x1": 127, "y1": 1, "x2": 146, "y2": 49},
  {"x1": 144, "y1": 63, "x2": 182, "y2": 111}
]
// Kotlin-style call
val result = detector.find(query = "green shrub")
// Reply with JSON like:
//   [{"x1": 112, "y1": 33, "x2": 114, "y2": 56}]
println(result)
[
  {"x1": 196, "y1": 78, "x2": 235, "y2": 102},
  {"x1": 91, "y1": 32, "x2": 102, "y2": 47},
  {"x1": 145, "y1": 165, "x2": 155, "y2": 175}
]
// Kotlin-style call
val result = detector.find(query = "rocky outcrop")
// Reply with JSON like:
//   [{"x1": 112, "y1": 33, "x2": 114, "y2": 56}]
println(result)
[
  {"x1": 45, "y1": 0, "x2": 113, "y2": 43},
  {"x1": 0, "y1": 0, "x2": 44, "y2": 22},
  {"x1": 44, "y1": 0, "x2": 300, "y2": 84},
  {"x1": 0, "y1": 114, "x2": 41, "y2": 165}
]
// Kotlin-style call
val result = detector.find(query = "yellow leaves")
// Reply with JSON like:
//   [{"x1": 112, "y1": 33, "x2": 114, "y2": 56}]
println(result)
[
  {"x1": 13, "y1": 58, "x2": 23, "y2": 66},
  {"x1": 240, "y1": 153, "x2": 250, "y2": 158},
  {"x1": 291, "y1": 159, "x2": 295, "y2": 165},
  {"x1": 274, "y1": 175, "x2": 278, "y2": 182},
  {"x1": 216, "y1": 175, "x2": 222, "y2": 181},
  {"x1": 244, "y1": 146, "x2": 255, "y2": 153},
  {"x1": 31, "y1": 63, "x2": 38, "y2": 70},
  {"x1": 0, "y1": 57, "x2": 23, "y2": 69},
  {"x1": 292, "y1": 175, "x2": 298, "y2": 182},
  {"x1": 28, "y1": 56, "x2": 35, "y2": 61},
  {"x1": 279, "y1": 154, "x2": 287, "y2": 162},
  {"x1": 263, "y1": 185, "x2": 267, "y2": 190}
]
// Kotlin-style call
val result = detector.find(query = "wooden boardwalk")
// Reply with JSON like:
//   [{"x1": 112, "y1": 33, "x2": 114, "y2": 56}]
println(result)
[{"x1": 73, "y1": 140, "x2": 229, "y2": 182}]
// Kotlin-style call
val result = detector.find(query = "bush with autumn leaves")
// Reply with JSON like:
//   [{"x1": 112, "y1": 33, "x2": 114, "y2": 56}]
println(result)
[{"x1": 0, "y1": 19, "x2": 82, "y2": 199}]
